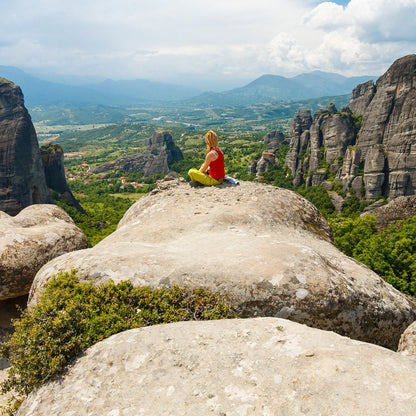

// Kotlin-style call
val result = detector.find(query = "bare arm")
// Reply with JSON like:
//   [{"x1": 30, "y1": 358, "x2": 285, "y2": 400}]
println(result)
[{"x1": 199, "y1": 150, "x2": 218, "y2": 173}]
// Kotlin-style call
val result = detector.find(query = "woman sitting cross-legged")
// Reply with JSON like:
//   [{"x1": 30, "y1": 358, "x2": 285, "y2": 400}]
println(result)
[{"x1": 188, "y1": 130, "x2": 225, "y2": 186}]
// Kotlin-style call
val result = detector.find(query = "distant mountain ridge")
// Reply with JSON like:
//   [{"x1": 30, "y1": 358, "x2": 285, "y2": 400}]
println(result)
[
  {"x1": 186, "y1": 71, "x2": 376, "y2": 106},
  {"x1": 0, "y1": 65, "x2": 375, "y2": 107},
  {"x1": 0, "y1": 66, "x2": 202, "y2": 106}
]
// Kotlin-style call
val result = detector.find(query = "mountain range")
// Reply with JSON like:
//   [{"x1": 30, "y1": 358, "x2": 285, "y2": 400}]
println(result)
[{"x1": 0, "y1": 65, "x2": 376, "y2": 107}]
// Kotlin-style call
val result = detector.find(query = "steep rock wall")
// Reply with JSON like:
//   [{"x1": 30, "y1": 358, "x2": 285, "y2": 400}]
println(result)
[{"x1": 0, "y1": 78, "x2": 53, "y2": 215}]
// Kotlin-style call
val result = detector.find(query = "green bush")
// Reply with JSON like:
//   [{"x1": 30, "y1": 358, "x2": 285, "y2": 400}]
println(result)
[{"x1": 1, "y1": 271, "x2": 235, "y2": 400}]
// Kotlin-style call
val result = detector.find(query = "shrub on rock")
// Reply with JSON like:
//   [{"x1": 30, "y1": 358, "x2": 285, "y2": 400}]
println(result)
[{"x1": 1, "y1": 271, "x2": 235, "y2": 400}]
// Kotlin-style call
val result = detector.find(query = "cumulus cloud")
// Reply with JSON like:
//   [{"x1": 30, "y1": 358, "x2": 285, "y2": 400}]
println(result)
[{"x1": 0, "y1": 0, "x2": 415, "y2": 86}]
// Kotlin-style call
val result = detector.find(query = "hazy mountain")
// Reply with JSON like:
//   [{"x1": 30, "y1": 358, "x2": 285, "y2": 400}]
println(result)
[
  {"x1": 186, "y1": 72, "x2": 376, "y2": 106},
  {"x1": 0, "y1": 66, "x2": 202, "y2": 106},
  {"x1": 0, "y1": 65, "x2": 375, "y2": 108}
]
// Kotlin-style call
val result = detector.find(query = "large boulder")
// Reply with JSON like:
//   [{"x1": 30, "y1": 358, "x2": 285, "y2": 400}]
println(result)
[
  {"x1": 0, "y1": 204, "x2": 88, "y2": 300},
  {"x1": 16, "y1": 318, "x2": 416, "y2": 416},
  {"x1": 29, "y1": 179, "x2": 416, "y2": 349},
  {"x1": 0, "y1": 78, "x2": 54, "y2": 215}
]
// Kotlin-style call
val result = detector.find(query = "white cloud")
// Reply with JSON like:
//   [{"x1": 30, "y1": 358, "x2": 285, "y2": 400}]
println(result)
[{"x1": 0, "y1": 0, "x2": 415, "y2": 86}]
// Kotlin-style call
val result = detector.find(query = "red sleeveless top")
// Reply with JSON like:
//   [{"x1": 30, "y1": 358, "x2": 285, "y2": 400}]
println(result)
[{"x1": 209, "y1": 148, "x2": 225, "y2": 180}]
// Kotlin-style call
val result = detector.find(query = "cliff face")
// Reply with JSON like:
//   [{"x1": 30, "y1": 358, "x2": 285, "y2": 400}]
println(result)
[
  {"x1": 91, "y1": 130, "x2": 183, "y2": 177},
  {"x1": 40, "y1": 144, "x2": 84, "y2": 212},
  {"x1": 0, "y1": 78, "x2": 53, "y2": 215},
  {"x1": 357, "y1": 55, "x2": 416, "y2": 200},
  {"x1": 284, "y1": 54, "x2": 416, "y2": 203},
  {"x1": 285, "y1": 104, "x2": 357, "y2": 188}
]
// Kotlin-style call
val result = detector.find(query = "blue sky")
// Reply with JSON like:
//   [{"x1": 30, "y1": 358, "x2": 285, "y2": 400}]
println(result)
[{"x1": 0, "y1": 0, "x2": 415, "y2": 89}]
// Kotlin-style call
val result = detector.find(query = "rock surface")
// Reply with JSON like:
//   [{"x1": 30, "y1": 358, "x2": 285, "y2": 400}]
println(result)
[
  {"x1": 361, "y1": 195, "x2": 416, "y2": 231},
  {"x1": 347, "y1": 80, "x2": 376, "y2": 115},
  {"x1": 0, "y1": 204, "x2": 88, "y2": 300},
  {"x1": 16, "y1": 318, "x2": 416, "y2": 416},
  {"x1": 40, "y1": 143, "x2": 84, "y2": 212},
  {"x1": 0, "y1": 78, "x2": 54, "y2": 215},
  {"x1": 398, "y1": 321, "x2": 416, "y2": 360},
  {"x1": 286, "y1": 105, "x2": 356, "y2": 188},
  {"x1": 91, "y1": 130, "x2": 183, "y2": 177},
  {"x1": 30, "y1": 179, "x2": 416, "y2": 349}
]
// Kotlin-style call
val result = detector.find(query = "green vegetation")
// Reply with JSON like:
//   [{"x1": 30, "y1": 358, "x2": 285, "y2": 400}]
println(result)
[
  {"x1": 1, "y1": 271, "x2": 235, "y2": 402},
  {"x1": 330, "y1": 216, "x2": 416, "y2": 296}
]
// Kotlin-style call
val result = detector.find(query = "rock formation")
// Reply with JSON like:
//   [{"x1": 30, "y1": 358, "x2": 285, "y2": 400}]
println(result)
[
  {"x1": 91, "y1": 130, "x2": 183, "y2": 177},
  {"x1": 0, "y1": 204, "x2": 88, "y2": 300},
  {"x1": 347, "y1": 79, "x2": 376, "y2": 115},
  {"x1": 0, "y1": 78, "x2": 54, "y2": 215},
  {"x1": 361, "y1": 195, "x2": 416, "y2": 231},
  {"x1": 286, "y1": 104, "x2": 357, "y2": 188},
  {"x1": 398, "y1": 320, "x2": 416, "y2": 360},
  {"x1": 29, "y1": 179, "x2": 416, "y2": 349},
  {"x1": 40, "y1": 143, "x2": 84, "y2": 212},
  {"x1": 16, "y1": 318, "x2": 416, "y2": 416},
  {"x1": 283, "y1": 54, "x2": 416, "y2": 206},
  {"x1": 250, "y1": 130, "x2": 287, "y2": 179}
]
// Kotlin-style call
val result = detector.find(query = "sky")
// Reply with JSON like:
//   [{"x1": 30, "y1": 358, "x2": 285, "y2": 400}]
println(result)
[{"x1": 0, "y1": 0, "x2": 415, "y2": 90}]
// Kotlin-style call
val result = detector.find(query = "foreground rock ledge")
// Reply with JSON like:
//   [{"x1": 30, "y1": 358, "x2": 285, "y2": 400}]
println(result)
[
  {"x1": 16, "y1": 318, "x2": 416, "y2": 416},
  {"x1": 29, "y1": 180, "x2": 416, "y2": 349},
  {"x1": 0, "y1": 204, "x2": 88, "y2": 300}
]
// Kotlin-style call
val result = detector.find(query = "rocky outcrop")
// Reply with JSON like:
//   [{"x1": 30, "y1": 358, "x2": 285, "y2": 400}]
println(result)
[
  {"x1": 40, "y1": 143, "x2": 84, "y2": 212},
  {"x1": 91, "y1": 130, "x2": 183, "y2": 177},
  {"x1": 251, "y1": 130, "x2": 287, "y2": 178},
  {"x1": 16, "y1": 318, "x2": 416, "y2": 416},
  {"x1": 362, "y1": 195, "x2": 416, "y2": 231},
  {"x1": 286, "y1": 105, "x2": 357, "y2": 188},
  {"x1": 0, "y1": 204, "x2": 88, "y2": 300},
  {"x1": 285, "y1": 109, "x2": 312, "y2": 186},
  {"x1": 347, "y1": 80, "x2": 376, "y2": 115},
  {"x1": 29, "y1": 179, "x2": 416, "y2": 349},
  {"x1": 398, "y1": 321, "x2": 416, "y2": 360},
  {"x1": 0, "y1": 78, "x2": 53, "y2": 215},
  {"x1": 281, "y1": 54, "x2": 416, "y2": 211}
]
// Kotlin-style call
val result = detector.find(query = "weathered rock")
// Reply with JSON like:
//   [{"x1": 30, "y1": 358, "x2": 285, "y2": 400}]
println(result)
[
  {"x1": 255, "y1": 151, "x2": 278, "y2": 178},
  {"x1": 347, "y1": 80, "x2": 376, "y2": 115},
  {"x1": 30, "y1": 179, "x2": 416, "y2": 349},
  {"x1": 321, "y1": 113, "x2": 356, "y2": 163},
  {"x1": 0, "y1": 78, "x2": 54, "y2": 215},
  {"x1": 284, "y1": 55, "x2": 416, "y2": 205},
  {"x1": 285, "y1": 105, "x2": 356, "y2": 189},
  {"x1": 362, "y1": 195, "x2": 416, "y2": 231},
  {"x1": 335, "y1": 147, "x2": 362, "y2": 193},
  {"x1": 16, "y1": 318, "x2": 416, "y2": 416},
  {"x1": 0, "y1": 204, "x2": 88, "y2": 300},
  {"x1": 91, "y1": 130, "x2": 183, "y2": 177},
  {"x1": 398, "y1": 321, "x2": 416, "y2": 359},
  {"x1": 250, "y1": 130, "x2": 287, "y2": 179},
  {"x1": 285, "y1": 109, "x2": 312, "y2": 181},
  {"x1": 357, "y1": 55, "x2": 416, "y2": 198},
  {"x1": 40, "y1": 143, "x2": 84, "y2": 212},
  {"x1": 264, "y1": 130, "x2": 286, "y2": 153}
]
